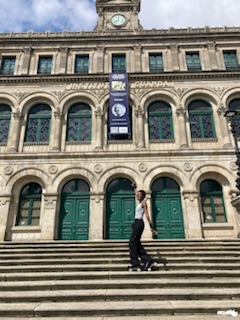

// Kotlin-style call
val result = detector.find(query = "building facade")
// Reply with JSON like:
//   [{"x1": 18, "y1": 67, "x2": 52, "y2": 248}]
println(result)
[{"x1": 0, "y1": 0, "x2": 240, "y2": 242}]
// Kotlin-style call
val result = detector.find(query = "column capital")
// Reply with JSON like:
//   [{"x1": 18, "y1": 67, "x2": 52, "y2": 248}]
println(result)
[
  {"x1": 54, "y1": 108, "x2": 62, "y2": 119},
  {"x1": 13, "y1": 108, "x2": 22, "y2": 119},
  {"x1": 176, "y1": 105, "x2": 186, "y2": 117},
  {"x1": 95, "y1": 107, "x2": 104, "y2": 117},
  {"x1": 135, "y1": 106, "x2": 144, "y2": 117},
  {"x1": 217, "y1": 103, "x2": 227, "y2": 116}
]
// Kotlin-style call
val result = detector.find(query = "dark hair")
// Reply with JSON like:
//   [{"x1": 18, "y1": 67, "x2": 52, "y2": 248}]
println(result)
[{"x1": 138, "y1": 190, "x2": 146, "y2": 198}]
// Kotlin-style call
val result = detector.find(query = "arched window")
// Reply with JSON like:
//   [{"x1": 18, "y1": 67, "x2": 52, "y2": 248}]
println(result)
[
  {"x1": 148, "y1": 101, "x2": 174, "y2": 141},
  {"x1": 0, "y1": 104, "x2": 11, "y2": 144},
  {"x1": 228, "y1": 99, "x2": 240, "y2": 138},
  {"x1": 16, "y1": 183, "x2": 42, "y2": 226},
  {"x1": 66, "y1": 103, "x2": 92, "y2": 142},
  {"x1": 24, "y1": 104, "x2": 51, "y2": 143},
  {"x1": 188, "y1": 100, "x2": 216, "y2": 139},
  {"x1": 200, "y1": 179, "x2": 227, "y2": 223}
]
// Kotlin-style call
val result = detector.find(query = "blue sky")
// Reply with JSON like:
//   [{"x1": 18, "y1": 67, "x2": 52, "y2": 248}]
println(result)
[{"x1": 0, "y1": 0, "x2": 239, "y2": 33}]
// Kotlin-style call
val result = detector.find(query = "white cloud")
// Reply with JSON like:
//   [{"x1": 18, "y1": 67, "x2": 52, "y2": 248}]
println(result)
[{"x1": 0, "y1": 0, "x2": 239, "y2": 33}]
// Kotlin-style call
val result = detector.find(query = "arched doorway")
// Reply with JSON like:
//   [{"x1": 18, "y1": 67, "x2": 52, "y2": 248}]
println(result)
[
  {"x1": 58, "y1": 179, "x2": 90, "y2": 240},
  {"x1": 151, "y1": 177, "x2": 185, "y2": 239},
  {"x1": 106, "y1": 178, "x2": 135, "y2": 239}
]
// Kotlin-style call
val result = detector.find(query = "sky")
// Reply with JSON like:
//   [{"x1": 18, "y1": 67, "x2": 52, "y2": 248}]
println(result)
[{"x1": 0, "y1": 0, "x2": 239, "y2": 33}]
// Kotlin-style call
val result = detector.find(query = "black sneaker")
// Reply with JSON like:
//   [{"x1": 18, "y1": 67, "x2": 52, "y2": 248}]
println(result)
[
  {"x1": 144, "y1": 260, "x2": 155, "y2": 271},
  {"x1": 128, "y1": 264, "x2": 141, "y2": 272}
]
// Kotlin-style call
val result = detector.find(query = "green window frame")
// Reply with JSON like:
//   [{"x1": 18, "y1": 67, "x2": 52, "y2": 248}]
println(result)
[
  {"x1": 112, "y1": 54, "x2": 126, "y2": 73},
  {"x1": 149, "y1": 53, "x2": 163, "y2": 72},
  {"x1": 188, "y1": 100, "x2": 216, "y2": 139},
  {"x1": 0, "y1": 104, "x2": 11, "y2": 144},
  {"x1": 200, "y1": 179, "x2": 227, "y2": 223},
  {"x1": 228, "y1": 99, "x2": 240, "y2": 139},
  {"x1": 224, "y1": 51, "x2": 239, "y2": 70},
  {"x1": 1, "y1": 57, "x2": 16, "y2": 75},
  {"x1": 148, "y1": 101, "x2": 174, "y2": 141},
  {"x1": 66, "y1": 103, "x2": 92, "y2": 142},
  {"x1": 37, "y1": 56, "x2": 52, "y2": 74},
  {"x1": 186, "y1": 52, "x2": 201, "y2": 71},
  {"x1": 16, "y1": 183, "x2": 42, "y2": 226},
  {"x1": 75, "y1": 55, "x2": 89, "y2": 73},
  {"x1": 24, "y1": 104, "x2": 51, "y2": 143}
]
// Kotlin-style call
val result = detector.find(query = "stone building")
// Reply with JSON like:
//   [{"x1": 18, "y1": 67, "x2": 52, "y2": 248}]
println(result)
[{"x1": 0, "y1": 0, "x2": 240, "y2": 242}]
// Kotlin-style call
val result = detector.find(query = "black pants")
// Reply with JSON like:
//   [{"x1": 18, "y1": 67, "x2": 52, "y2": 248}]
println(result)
[{"x1": 129, "y1": 219, "x2": 152, "y2": 266}]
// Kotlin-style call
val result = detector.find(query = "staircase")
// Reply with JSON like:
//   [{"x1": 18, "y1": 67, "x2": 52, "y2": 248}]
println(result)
[{"x1": 0, "y1": 240, "x2": 240, "y2": 319}]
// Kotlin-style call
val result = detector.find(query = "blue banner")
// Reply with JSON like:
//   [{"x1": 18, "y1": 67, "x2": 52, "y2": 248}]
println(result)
[{"x1": 109, "y1": 73, "x2": 130, "y2": 135}]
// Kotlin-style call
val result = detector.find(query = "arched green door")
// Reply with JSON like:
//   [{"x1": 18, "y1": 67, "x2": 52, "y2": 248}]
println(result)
[
  {"x1": 58, "y1": 179, "x2": 90, "y2": 240},
  {"x1": 106, "y1": 178, "x2": 135, "y2": 239},
  {"x1": 152, "y1": 177, "x2": 185, "y2": 239}
]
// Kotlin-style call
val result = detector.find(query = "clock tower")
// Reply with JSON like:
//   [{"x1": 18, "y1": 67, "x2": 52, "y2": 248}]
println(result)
[{"x1": 94, "y1": 0, "x2": 143, "y2": 32}]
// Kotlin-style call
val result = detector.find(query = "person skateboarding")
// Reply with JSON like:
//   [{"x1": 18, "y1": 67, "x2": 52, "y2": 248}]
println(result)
[{"x1": 128, "y1": 183, "x2": 158, "y2": 271}]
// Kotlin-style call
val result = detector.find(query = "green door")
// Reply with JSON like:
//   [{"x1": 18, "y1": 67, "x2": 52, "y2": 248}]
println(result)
[
  {"x1": 106, "y1": 178, "x2": 135, "y2": 239},
  {"x1": 152, "y1": 178, "x2": 185, "y2": 239},
  {"x1": 58, "y1": 179, "x2": 90, "y2": 240}
]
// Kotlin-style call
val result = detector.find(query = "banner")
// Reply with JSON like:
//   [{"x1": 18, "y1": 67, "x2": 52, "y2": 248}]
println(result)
[{"x1": 109, "y1": 73, "x2": 130, "y2": 135}]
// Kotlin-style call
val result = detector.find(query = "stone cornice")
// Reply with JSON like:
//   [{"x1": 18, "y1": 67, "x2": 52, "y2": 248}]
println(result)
[
  {"x1": 1, "y1": 71, "x2": 240, "y2": 84},
  {"x1": 1, "y1": 26, "x2": 240, "y2": 45}
]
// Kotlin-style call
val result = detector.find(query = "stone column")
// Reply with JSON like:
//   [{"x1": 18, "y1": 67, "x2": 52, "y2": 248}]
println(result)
[
  {"x1": 89, "y1": 193, "x2": 104, "y2": 240},
  {"x1": 217, "y1": 104, "x2": 232, "y2": 148},
  {"x1": 51, "y1": 108, "x2": 62, "y2": 152},
  {"x1": 41, "y1": 193, "x2": 58, "y2": 240},
  {"x1": 58, "y1": 47, "x2": 68, "y2": 74},
  {"x1": 183, "y1": 191, "x2": 203, "y2": 239},
  {"x1": 170, "y1": 44, "x2": 180, "y2": 71},
  {"x1": 95, "y1": 107, "x2": 104, "y2": 150},
  {"x1": 21, "y1": 47, "x2": 32, "y2": 75},
  {"x1": 0, "y1": 194, "x2": 11, "y2": 241},
  {"x1": 7, "y1": 109, "x2": 22, "y2": 153},
  {"x1": 176, "y1": 105, "x2": 188, "y2": 149},
  {"x1": 207, "y1": 42, "x2": 218, "y2": 70},
  {"x1": 135, "y1": 106, "x2": 145, "y2": 149}
]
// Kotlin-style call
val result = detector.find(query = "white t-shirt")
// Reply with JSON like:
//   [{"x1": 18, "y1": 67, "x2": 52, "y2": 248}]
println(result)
[{"x1": 135, "y1": 199, "x2": 146, "y2": 220}]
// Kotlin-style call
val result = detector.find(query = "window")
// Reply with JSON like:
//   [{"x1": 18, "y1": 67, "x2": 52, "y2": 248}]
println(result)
[
  {"x1": 0, "y1": 105, "x2": 11, "y2": 144},
  {"x1": 228, "y1": 99, "x2": 240, "y2": 139},
  {"x1": 224, "y1": 51, "x2": 239, "y2": 70},
  {"x1": 24, "y1": 104, "x2": 51, "y2": 143},
  {"x1": 149, "y1": 53, "x2": 163, "y2": 72},
  {"x1": 37, "y1": 56, "x2": 52, "y2": 74},
  {"x1": 75, "y1": 55, "x2": 89, "y2": 73},
  {"x1": 1, "y1": 57, "x2": 16, "y2": 75},
  {"x1": 16, "y1": 183, "x2": 42, "y2": 226},
  {"x1": 186, "y1": 52, "x2": 201, "y2": 71},
  {"x1": 148, "y1": 101, "x2": 174, "y2": 141},
  {"x1": 66, "y1": 103, "x2": 92, "y2": 142},
  {"x1": 200, "y1": 179, "x2": 227, "y2": 223},
  {"x1": 188, "y1": 100, "x2": 216, "y2": 139},
  {"x1": 112, "y1": 54, "x2": 126, "y2": 73}
]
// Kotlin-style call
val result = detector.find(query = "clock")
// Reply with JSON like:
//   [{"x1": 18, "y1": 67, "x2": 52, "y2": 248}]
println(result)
[{"x1": 111, "y1": 14, "x2": 126, "y2": 26}]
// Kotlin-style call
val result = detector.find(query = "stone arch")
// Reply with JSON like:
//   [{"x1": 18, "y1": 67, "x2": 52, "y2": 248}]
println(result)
[
  {"x1": 97, "y1": 166, "x2": 139, "y2": 193},
  {"x1": 19, "y1": 92, "x2": 58, "y2": 115},
  {"x1": 60, "y1": 92, "x2": 98, "y2": 116},
  {"x1": 181, "y1": 88, "x2": 219, "y2": 107},
  {"x1": 143, "y1": 165, "x2": 187, "y2": 191},
  {"x1": 51, "y1": 167, "x2": 96, "y2": 194},
  {"x1": 0, "y1": 93, "x2": 19, "y2": 111},
  {"x1": 142, "y1": 89, "x2": 179, "y2": 113},
  {"x1": 221, "y1": 87, "x2": 240, "y2": 107}
]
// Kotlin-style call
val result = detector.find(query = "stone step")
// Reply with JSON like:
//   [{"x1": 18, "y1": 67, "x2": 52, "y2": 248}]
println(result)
[
  {"x1": 0, "y1": 262, "x2": 239, "y2": 273},
  {"x1": 1, "y1": 288, "x2": 240, "y2": 303},
  {"x1": 1, "y1": 317, "x2": 240, "y2": 320},
  {"x1": 1, "y1": 257, "x2": 240, "y2": 266},
  {"x1": 0, "y1": 300, "x2": 239, "y2": 317},
  {"x1": 2, "y1": 270, "x2": 240, "y2": 282},
  {"x1": 1, "y1": 277, "x2": 240, "y2": 291}
]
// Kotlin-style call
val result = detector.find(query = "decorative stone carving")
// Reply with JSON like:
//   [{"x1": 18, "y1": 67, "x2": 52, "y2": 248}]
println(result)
[
  {"x1": 213, "y1": 87, "x2": 228, "y2": 97},
  {"x1": 53, "y1": 91, "x2": 68, "y2": 100},
  {"x1": 183, "y1": 162, "x2": 193, "y2": 172},
  {"x1": 138, "y1": 163, "x2": 147, "y2": 172},
  {"x1": 94, "y1": 164, "x2": 103, "y2": 173},
  {"x1": 135, "y1": 106, "x2": 144, "y2": 117},
  {"x1": 4, "y1": 166, "x2": 13, "y2": 175},
  {"x1": 48, "y1": 165, "x2": 58, "y2": 175},
  {"x1": 229, "y1": 161, "x2": 238, "y2": 171},
  {"x1": 176, "y1": 106, "x2": 186, "y2": 117},
  {"x1": 95, "y1": 107, "x2": 104, "y2": 117},
  {"x1": 217, "y1": 103, "x2": 227, "y2": 116},
  {"x1": 13, "y1": 92, "x2": 29, "y2": 102}
]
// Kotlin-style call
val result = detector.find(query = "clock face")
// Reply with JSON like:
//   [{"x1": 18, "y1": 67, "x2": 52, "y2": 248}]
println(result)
[{"x1": 111, "y1": 14, "x2": 126, "y2": 26}]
